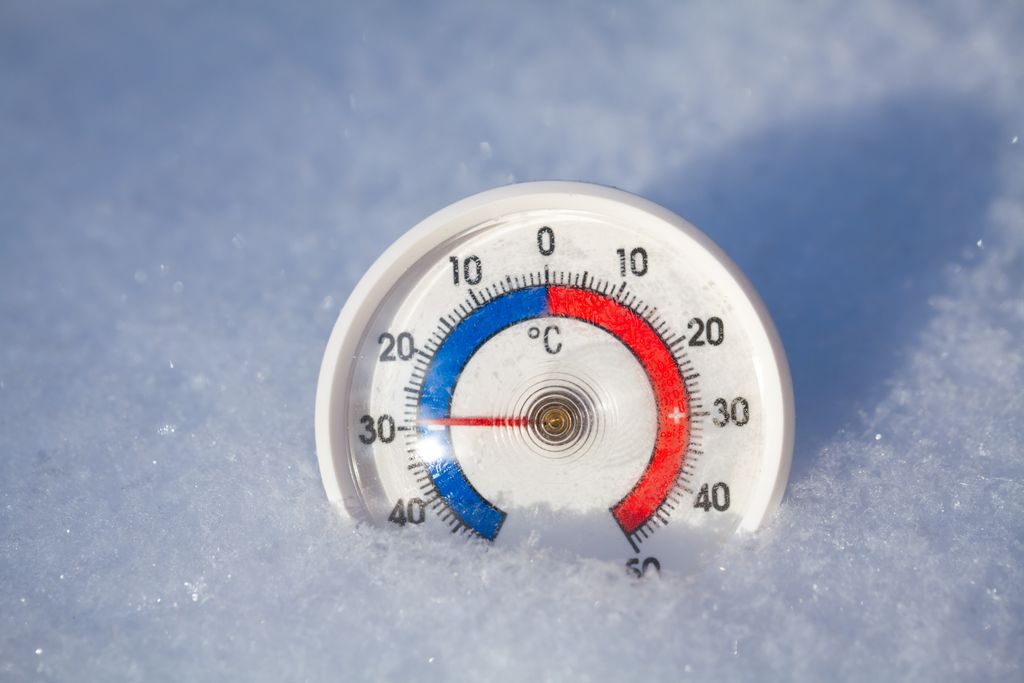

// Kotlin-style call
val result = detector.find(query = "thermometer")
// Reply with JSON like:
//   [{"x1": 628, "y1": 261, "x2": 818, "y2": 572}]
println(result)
[{"x1": 315, "y1": 182, "x2": 793, "y2": 573}]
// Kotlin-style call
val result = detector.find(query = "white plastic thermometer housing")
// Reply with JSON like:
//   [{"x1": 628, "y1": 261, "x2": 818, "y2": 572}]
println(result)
[{"x1": 316, "y1": 182, "x2": 793, "y2": 572}]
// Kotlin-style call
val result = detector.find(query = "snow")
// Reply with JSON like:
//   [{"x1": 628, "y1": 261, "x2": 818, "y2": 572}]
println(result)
[{"x1": 1, "y1": 1, "x2": 1022, "y2": 680}]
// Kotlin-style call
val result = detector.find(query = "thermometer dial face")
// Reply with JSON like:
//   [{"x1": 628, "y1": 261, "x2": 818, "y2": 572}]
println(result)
[{"x1": 316, "y1": 182, "x2": 793, "y2": 571}]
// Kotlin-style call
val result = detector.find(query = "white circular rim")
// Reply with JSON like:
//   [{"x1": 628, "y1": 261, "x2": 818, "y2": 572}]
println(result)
[{"x1": 314, "y1": 181, "x2": 794, "y2": 532}]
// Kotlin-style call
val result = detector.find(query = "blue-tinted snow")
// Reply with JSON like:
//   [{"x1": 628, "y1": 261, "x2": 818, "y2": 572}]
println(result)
[{"x1": 1, "y1": 2, "x2": 1022, "y2": 680}]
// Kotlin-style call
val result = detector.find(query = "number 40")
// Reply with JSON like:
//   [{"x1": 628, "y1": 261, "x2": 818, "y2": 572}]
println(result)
[
  {"x1": 388, "y1": 498, "x2": 426, "y2": 526},
  {"x1": 694, "y1": 482, "x2": 730, "y2": 511}
]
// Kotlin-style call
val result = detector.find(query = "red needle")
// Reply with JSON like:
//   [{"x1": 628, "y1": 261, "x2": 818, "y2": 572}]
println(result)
[{"x1": 418, "y1": 416, "x2": 530, "y2": 428}]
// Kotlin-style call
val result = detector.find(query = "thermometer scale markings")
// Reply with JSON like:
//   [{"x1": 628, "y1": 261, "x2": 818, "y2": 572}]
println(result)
[{"x1": 411, "y1": 282, "x2": 693, "y2": 544}]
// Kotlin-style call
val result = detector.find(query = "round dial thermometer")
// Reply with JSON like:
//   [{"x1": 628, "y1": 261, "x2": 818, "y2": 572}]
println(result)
[{"x1": 316, "y1": 182, "x2": 793, "y2": 572}]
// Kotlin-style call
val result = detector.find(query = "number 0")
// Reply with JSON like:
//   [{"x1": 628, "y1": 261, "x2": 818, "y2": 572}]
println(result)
[{"x1": 537, "y1": 226, "x2": 555, "y2": 256}]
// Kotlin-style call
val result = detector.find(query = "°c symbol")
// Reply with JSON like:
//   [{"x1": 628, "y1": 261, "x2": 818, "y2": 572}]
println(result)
[{"x1": 528, "y1": 325, "x2": 562, "y2": 354}]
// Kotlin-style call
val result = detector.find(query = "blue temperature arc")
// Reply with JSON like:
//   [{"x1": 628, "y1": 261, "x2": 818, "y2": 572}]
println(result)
[{"x1": 418, "y1": 287, "x2": 548, "y2": 539}]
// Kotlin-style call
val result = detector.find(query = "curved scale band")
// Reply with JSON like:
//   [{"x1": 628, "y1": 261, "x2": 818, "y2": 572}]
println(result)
[{"x1": 417, "y1": 286, "x2": 689, "y2": 540}]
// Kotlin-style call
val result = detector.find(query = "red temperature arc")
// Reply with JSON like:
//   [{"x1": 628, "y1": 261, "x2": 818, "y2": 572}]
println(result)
[{"x1": 546, "y1": 286, "x2": 690, "y2": 536}]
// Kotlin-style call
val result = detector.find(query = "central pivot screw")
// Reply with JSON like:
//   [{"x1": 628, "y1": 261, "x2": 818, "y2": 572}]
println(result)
[
  {"x1": 527, "y1": 391, "x2": 588, "y2": 449},
  {"x1": 539, "y1": 404, "x2": 572, "y2": 438}
]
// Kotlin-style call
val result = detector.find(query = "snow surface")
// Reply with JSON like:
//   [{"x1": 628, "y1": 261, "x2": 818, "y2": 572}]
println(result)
[{"x1": 2, "y1": 1, "x2": 1022, "y2": 680}]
